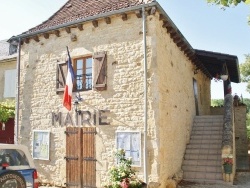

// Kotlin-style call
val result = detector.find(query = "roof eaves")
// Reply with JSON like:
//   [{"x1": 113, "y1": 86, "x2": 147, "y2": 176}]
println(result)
[
  {"x1": 10, "y1": 2, "x2": 158, "y2": 41},
  {"x1": 154, "y1": 3, "x2": 212, "y2": 79}
]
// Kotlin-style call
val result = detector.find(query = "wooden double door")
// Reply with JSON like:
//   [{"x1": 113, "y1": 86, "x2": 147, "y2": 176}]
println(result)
[{"x1": 65, "y1": 127, "x2": 96, "y2": 188}]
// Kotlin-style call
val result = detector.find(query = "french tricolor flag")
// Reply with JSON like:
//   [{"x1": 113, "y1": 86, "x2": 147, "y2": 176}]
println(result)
[{"x1": 63, "y1": 47, "x2": 75, "y2": 111}]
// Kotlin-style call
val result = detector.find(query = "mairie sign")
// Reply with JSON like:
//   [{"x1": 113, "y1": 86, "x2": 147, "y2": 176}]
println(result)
[{"x1": 52, "y1": 110, "x2": 110, "y2": 126}]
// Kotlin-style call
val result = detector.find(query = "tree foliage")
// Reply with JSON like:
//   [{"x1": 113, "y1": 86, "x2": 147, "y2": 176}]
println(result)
[
  {"x1": 207, "y1": 0, "x2": 250, "y2": 7},
  {"x1": 240, "y1": 55, "x2": 250, "y2": 92},
  {"x1": 0, "y1": 100, "x2": 15, "y2": 123},
  {"x1": 211, "y1": 99, "x2": 224, "y2": 106}
]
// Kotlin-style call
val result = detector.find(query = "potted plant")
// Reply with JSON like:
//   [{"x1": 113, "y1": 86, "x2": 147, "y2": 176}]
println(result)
[
  {"x1": 103, "y1": 149, "x2": 144, "y2": 188},
  {"x1": 223, "y1": 155, "x2": 233, "y2": 174}
]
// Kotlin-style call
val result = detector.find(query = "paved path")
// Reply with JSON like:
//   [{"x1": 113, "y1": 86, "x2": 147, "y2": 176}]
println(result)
[{"x1": 177, "y1": 172, "x2": 250, "y2": 188}]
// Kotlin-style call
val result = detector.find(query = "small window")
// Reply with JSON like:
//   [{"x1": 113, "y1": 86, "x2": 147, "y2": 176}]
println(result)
[
  {"x1": 56, "y1": 52, "x2": 107, "y2": 94},
  {"x1": 116, "y1": 131, "x2": 141, "y2": 166},
  {"x1": 9, "y1": 44, "x2": 17, "y2": 55},
  {"x1": 73, "y1": 56, "x2": 92, "y2": 91}
]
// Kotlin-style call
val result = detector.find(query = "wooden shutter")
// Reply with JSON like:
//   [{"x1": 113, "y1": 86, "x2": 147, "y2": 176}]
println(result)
[
  {"x1": 56, "y1": 61, "x2": 67, "y2": 94},
  {"x1": 93, "y1": 52, "x2": 107, "y2": 91},
  {"x1": 65, "y1": 127, "x2": 82, "y2": 188},
  {"x1": 82, "y1": 127, "x2": 96, "y2": 188}
]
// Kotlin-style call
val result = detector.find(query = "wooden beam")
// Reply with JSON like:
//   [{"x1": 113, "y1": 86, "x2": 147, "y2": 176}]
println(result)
[
  {"x1": 43, "y1": 33, "x2": 49, "y2": 39},
  {"x1": 135, "y1": 10, "x2": 142, "y2": 18},
  {"x1": 33, "y1": 35, "x2": 39, "y2": 42},
  {"x1": 159, "y1": 14, "x2": 165, "y2": 21},
  {"x1": 148, "y1": 6, "x2": 156, "y2": 15},
  {"x1": 176, "y1": 41, "x2": 185, "y2": 48},
  {"x1": 105, "y1": 17, "x2": 111, "y2": 24},
  {"x1": 166, "y1": 26, "x2": 174, "y2": 34},
  {"x1": 121, "y1": 13, "x2": 128, "y2": 21},
  {"x1": 173, "y1": 37, "x2": 182, "y2": 44},
  {"x1": 65, "y1": 27, "x2": 71, "y2": 33},
  {"x1": 162, "y1": 21, "x2": 170, "y2": 28},
  {"x1": 188, "y1": 53, "x2": 195, "y2": 61},
  {"x1": 170, "y1": 32, "x2": 177, "y2": 39},
  {"x1": 24, "y1": 38, "x2": 29, "y2": 44},
  {"x1": 180, "y1": 44, "x2": 189, "y2": 52},
  {"x1": 185, "y1": 49, "x2": 193, "y2": 56},
  {"x1": 77, "y1": 24, "x2": 83, "y2": 31},
  {"x1": 54, "y1": 30, "x2": 60, "y2": 37},
  {"x1": 92, "y1": 20, "x2": 98, "y2": 27}
]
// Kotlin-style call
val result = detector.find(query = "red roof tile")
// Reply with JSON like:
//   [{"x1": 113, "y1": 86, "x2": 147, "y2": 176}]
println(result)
[{"x1": 27, "y1": 0, "x2": 153, "y2": 34}]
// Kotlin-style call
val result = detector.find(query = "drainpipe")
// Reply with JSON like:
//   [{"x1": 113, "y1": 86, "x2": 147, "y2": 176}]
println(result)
[
  {"x1": 15, "y1": 38, "x2": 21, "y2": 143},
  {"x1": 142, "y1": 6, "x2": 148, "y2": 185}
]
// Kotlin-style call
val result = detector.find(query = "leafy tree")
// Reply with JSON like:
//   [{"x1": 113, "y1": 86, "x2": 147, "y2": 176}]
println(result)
[
  {"x1": 0, "y1": 100, "x2": 15, "y2": 123},
  {"x1": 207, "y1": 0, "x2": 250, "y2": 7},
  {"x1": 240, "y1": 55, "x2": 250, "y2": 92},
  {"x1": 211, "y1": 99, "x2": 224, "y2": 106},
  {"x1": 207, "y1": 0, "x2": 250, "y2": 23}
]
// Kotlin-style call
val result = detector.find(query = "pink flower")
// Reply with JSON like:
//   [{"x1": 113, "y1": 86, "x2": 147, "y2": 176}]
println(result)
[{"x1": 120, "y1": 178, "x2": 130, "y2": 188}]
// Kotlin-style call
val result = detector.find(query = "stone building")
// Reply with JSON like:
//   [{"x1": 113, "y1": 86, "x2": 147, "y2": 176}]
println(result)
[
  {"x1": 9, "y1": 0, "x2": 241, "y2": 187},
  {"x1": 0, "y1": 40, "x2": 17, "y2": 144},
  {"x1": 0, "y1": 40, "x2": 17, "y2": 101}
]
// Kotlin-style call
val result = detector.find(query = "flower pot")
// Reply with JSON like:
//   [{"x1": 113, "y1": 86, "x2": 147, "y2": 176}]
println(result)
[{"x1": 223, "y1": 164, "x2": 232, "y2": 174}]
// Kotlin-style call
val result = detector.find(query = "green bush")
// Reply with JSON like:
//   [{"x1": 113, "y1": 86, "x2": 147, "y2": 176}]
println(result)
[
  {"x1": 0, "y1": 100, "x2": 15, "y2": 123},
  {"x1": 104, "y1": 149, "x2": 143, "y2": 188}
]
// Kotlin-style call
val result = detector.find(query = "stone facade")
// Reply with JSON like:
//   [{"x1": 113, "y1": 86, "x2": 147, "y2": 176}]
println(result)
[
  {"x1": 17, "y1": 11, "x2": 211, "y2": 188},
  {"x1": 234, "y1": 105, "x2": 249, "y2": 170}
]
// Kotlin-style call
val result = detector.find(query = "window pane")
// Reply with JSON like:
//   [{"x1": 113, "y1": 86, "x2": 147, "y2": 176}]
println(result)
[
  {"x1": 0, "y1": 149, "x2": 29, "y2": 166},
  {"x1": 86, "y1": 68, "x2": 92, "y2": 75},
  {"x1": 73, "y1": 57, "x2": 92, "y2": 91},
  {"x1": 116, "y1": 132, "x2": 141, "y2": 166},
  {"x1": 77, "y1": 59, "x2": 83, "y2": 69},
  {"x1": 86, "y1": 58, "x2": 92, "y2": 68},
  {"x1": 77, "y1": 70, "x2": 82, "y2": 76}
]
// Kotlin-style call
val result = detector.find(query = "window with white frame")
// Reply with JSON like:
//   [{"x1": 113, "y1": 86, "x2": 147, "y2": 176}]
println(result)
[
  {"x1": 4, "y1": 69, "x2": 16, "y2": 98},
  {"x1": 116, "y1": 131, "x2": 141, "y2": 166}
]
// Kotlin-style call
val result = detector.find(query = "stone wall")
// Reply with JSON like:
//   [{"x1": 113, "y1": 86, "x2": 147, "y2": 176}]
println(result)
[
  {"x1": 18, "y1": 11, "x2": 212, "y2": 187},
  {"x1": 234, "y1": 105, "x2": 249, "y2": 170},
  {"x1": 210, "y1": 106, "x2": 224, "y2": 115}
]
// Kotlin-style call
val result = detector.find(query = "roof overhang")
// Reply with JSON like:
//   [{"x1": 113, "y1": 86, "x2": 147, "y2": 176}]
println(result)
[
  {"x1": 7, "y1": 1, "x2": 240, "y2": 83},
  {"x1": 195, "y1": 49, "x2": 240, "y2": 83}
]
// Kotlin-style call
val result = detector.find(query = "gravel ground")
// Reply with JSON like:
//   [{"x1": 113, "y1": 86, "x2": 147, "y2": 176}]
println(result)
[
  {"x1": 177, "y1": 172, "x2": 250, "y2": 188},
  {"x1": 38, "y1": 173, "x2": 250, "y2": 188}
]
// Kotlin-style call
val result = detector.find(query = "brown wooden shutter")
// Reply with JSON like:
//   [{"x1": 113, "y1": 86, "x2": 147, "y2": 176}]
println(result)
[
  {"x1": 65, "y1": 127, "x2": 82, "y2": 188},
  {"x1": 93, "y1": 52, "x2": 107, "y2": 91},
  {"x1": 82, "y1": 127, "x2": 96, "y2": 187},
  {"x1": 56, "y1": 61, "x2": 67, "y2": 94}
]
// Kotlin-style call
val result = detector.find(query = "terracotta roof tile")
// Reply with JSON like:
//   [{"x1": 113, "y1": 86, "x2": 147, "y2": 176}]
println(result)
[{"x1": 27, "y1": 0, "x2": 153, "y2": 34}]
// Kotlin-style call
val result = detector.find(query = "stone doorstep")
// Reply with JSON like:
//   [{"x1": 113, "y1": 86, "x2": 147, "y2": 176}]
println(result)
[
  {"x1": 183, "y1": 159, "x2": 221, "y2": 166},
  {"x1": 190, "y1": 135, "x2": 222, "y2": 140},
  {"x1": 185, "y1": 148, "x2": 221, "y2": 155},
  {"x1": 182, "y1": 165, "x2": 222, "y2": 173},
  {"x1": 186, "y1": 144, "x2": 221, "y2": 149},
  {"x1": 188, "y1": 139, "x2": 222, "y2": 145},
  {"x1": 184, "y1": 153, "x2": 221, "y2": 160},
  {"x1": 184, "y1": 171, "x2": 223, "y2": 180},
  {"x1": 189, "y1": 139, "x2": 222, "y2": 144}
]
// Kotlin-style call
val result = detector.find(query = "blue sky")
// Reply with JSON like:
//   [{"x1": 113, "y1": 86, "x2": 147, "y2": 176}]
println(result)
[{"x1": 0, "y1": 0, "x2": 250, "y2": 99}]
